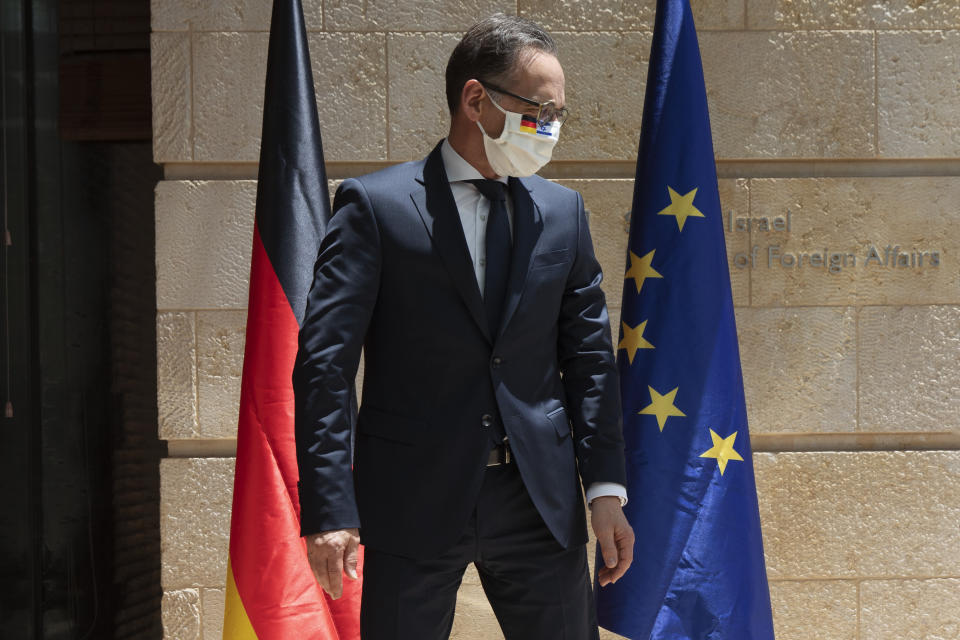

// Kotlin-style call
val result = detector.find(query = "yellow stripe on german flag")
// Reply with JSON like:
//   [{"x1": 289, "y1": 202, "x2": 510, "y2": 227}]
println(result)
[{"x1": 223, "y1": 561, "x2": 259, "y2": 639}]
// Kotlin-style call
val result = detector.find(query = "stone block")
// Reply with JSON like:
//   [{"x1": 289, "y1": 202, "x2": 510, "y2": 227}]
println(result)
[
  {"x1": 387, "y1": 33, "x2": 461, "y2": 161},
  {"x1": 192, "y1": 32, "x2": 388, "y2": 162},
  {"x1": 157, "y1": 312, "x2": 199, "y2": 439},
  {"x1": 302, "y1": 0, "x2": 323, "y2": 29},
  {"x1": 193, "y1": 33, "x2": 269, "y2": 163},
  {"x1": 155, "y1": 180, "x2": 256, "y2": 310},
  {"x1": 197, "y1": 311, "x2": 247, "y2": 438},
  {"x1": 747, "y1": 0, "x2": 960, "y2": 29},
  {"x1": 878, "y1": 31, "x2": 960, "y2": 158},
  {"x1": 556, "y1": 179, "x2": 633, "y2": 309},
  {"x1": 452, "y1": 563, "x2": 628, "y2": 639},
  {"x1": 161, "y1": 589, "x2": 201, "y2": 640},
  {"x1": 201, "y1": 588, "x2": 226, "y2": 640},
  {"x1": 356, "y1": 354, "x2": 366, "y2": 406},
  {"x1": 735, "y1": 307, "x2": 856, "y2": 433},
  {"x1": 324, "y1": 0, "x2": 514, "y2": 32},
  {"x1": 747, "y1": 178, "x2": 960, "y2": 306},
  {"x1": 769, "y1": 580, "x2": 857, "y2": 640},
  {"x1": 699, "y1": 31, "x2": 875, "y2": 159},
  {"x1": 755, "y1": 451, "x2": 960, "y2": 579},
  {"x1": 151, "y1": 32, "x2": 191, "y2": 163},
  {"x1": 450, "y1": 582, "x2": 499, "y2": 639},
  {"x1": 151, "y1": 0, "x2": 274, "y2": 31},
  {"x1": 608, "y1": 306, "x2": 621, "y2": 356},
  {"x1": 861, "y1": 579, "x2": 960, "y2": 640},
  {"x1": 160, "y1": 458, "x2": 235, "y2": 588},
  {"x1": 632, "y1": 178, "x2": 758, "y2": 307},
  {"x1": 714, "y1": 178, "x2": 752, "y2": 307},
  {"x1": 461, "y1": 562, "x2": 482, "y2": 586},
  {"x1": 520, "y1": 0, "x2": 744, "y2": 31},
  {"x1": 309, "y1": 33, "x2": 388, "y2": 162},
  {"x1": 599, "y1": 626, "x2": 630, "y2": 639},
  {"x1": 859, "y1": 305, "x2": 960, "y2": 432},
  {"x1": 551, "y1": 32, "x2": 652, "y2": 162},
  {"x1": 451, "y1": 515, "x2": 627, "y2": 639}
]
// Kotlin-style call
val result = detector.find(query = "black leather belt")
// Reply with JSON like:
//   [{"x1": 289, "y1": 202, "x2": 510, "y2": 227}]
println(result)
[{"x1": 487, "y1": 442, "x2": 512, "y2": 466}]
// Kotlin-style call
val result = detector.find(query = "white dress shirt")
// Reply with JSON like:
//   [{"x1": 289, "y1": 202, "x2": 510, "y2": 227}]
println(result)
[
  {"x1": 440, "y1": 138, "x2": 513, "y2": 295},
  {"x1": 439, "y1": 140, "x2": 627, "y2": 508}
]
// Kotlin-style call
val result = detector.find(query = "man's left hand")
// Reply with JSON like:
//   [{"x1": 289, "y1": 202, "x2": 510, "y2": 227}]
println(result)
[{"x1": 591, "y1": 496, "x2": 634, "y2": 587}]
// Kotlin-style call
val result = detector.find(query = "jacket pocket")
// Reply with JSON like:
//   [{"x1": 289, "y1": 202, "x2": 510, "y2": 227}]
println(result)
[
  {"x1": 531, "y1": 248, "x2": 570, "y2": 269},
  {"x1": 357, "y1": 405, "x2": 426, "y2": 445},
  {"x1": 546, "y1": 406, "x2": 572, "y2": 439}
]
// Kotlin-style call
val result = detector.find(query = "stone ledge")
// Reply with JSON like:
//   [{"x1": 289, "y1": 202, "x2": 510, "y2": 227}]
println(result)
[
  {"x1": 158, "y1": 158, "x2": 960, "y2": 182},
  {"x1": 163, "y1": 432, "x2": 960, "y2": 460}
]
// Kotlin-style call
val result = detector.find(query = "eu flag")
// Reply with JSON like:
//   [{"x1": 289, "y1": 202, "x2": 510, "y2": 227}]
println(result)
[{"x1": 595, "y1": 0, "x2": 775, "y2": 638}]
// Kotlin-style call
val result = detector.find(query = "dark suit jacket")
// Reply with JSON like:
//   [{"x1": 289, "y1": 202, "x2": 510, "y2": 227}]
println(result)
[{"x1": 294, "y1": 141, "x2": 626, "y2": 560}]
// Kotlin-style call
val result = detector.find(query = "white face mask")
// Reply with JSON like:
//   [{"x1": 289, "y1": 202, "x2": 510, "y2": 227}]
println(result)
[{"x1": 477, "y1": 96, "x2": 562, "y2": 177}]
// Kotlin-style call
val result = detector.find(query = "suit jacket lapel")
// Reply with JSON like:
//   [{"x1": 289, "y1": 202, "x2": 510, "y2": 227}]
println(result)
[
  {"x1": 498, "y1": 176, "x2": 543, "y2": 337},
  {"x1": 411, "y1": 144, "x2": 492, "y2": 344}
]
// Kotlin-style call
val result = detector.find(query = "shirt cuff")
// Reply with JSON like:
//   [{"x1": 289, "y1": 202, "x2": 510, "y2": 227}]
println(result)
[{"x1": 585, "y1": 482, "x2": 628, "y2": 508}]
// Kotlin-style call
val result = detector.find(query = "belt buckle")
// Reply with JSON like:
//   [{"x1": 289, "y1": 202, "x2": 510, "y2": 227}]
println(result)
[{"x1": 487, "y1": 443, "x2": 511, "y2": 467}]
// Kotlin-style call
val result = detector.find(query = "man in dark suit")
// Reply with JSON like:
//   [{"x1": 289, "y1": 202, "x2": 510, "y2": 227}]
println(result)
[{"x1": 294, "y1": 13, "x2": 633, "y2": 639}]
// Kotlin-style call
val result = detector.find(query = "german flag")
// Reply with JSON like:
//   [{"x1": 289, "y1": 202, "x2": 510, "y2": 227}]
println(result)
[
  {"x1": 222, "y1": 1, "x2": 362, "y2": 638},
  {"x1": 520, "y1": 114, "x2": 538, "y2": 133}
]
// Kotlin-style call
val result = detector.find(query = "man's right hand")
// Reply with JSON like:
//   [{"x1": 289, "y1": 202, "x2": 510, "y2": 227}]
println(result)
[{"x1": 304, "y1": 528, "x2": 360, "y2": 599}]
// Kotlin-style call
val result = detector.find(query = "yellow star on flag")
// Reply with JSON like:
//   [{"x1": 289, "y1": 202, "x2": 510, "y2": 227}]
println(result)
[
  {"x1": 624, "y1": 249, "x2": 663, "y2": 294},
  {"x1": 618, "y1": 320, "x2": 654, "y2": 365},
  {"x1": 699, "y1": 429, "x2": 744, "y2": 475},
  {"x1": 657, "y1": 186, "x2": 705, "y2": 232},
  {"x1": 638, "y1": 386, "x2": 685, "y2": 432}
]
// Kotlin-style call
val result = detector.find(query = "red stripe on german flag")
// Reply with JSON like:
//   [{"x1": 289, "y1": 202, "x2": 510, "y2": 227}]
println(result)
[{"x1": 225, "y1": 225, "x2": 362, "y2": 639}]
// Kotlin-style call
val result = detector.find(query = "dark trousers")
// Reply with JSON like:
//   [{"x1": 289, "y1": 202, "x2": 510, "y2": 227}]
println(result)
[{"x1": 360, "y1": 462, "x2": 599, "y2": 640}]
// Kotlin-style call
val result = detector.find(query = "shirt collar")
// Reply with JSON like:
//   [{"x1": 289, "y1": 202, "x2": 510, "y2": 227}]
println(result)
[{"x1": 440, "y1": 138, "x2": 509, "y2": 186}]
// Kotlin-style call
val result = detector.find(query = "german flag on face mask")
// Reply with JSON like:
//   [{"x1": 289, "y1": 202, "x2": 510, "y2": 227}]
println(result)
[{"x1": 520, "y1": 114, "x2": 538, "y2": 133}]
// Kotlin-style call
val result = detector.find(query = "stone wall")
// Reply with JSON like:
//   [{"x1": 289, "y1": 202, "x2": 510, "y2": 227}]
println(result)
[{"x1": 152, "y1": 1, "x2": 960, "y2": 637}]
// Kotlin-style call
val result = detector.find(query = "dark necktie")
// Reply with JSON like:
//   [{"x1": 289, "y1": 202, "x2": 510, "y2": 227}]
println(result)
[{"x1": 467, "y1": 179, "x2": 512, "y2": 336}]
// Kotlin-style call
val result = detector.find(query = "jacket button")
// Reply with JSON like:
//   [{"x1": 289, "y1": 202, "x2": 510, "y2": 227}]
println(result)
[
  {"x1": 481, "y1": 414, "x2": 493, "y2": 427},
  {"x1": 492, "y1": 356, "x2": 502, "y2": 368}
]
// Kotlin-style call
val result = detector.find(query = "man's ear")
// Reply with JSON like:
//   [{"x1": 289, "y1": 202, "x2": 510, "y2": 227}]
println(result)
[{"x1": 460, "y1": 79, "x2": 485, "y2": 123}]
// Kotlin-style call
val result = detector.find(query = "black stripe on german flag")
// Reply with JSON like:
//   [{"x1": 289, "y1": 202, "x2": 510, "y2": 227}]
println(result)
[{"x1": 253, "y1": 0, "x2": 332, "y2": 327}]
